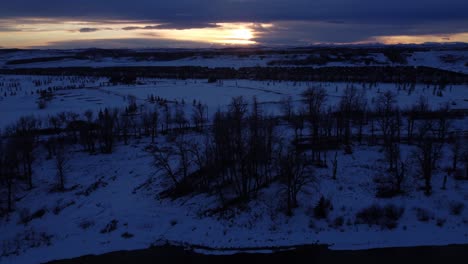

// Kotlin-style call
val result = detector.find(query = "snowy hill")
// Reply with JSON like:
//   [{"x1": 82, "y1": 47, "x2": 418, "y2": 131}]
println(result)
[
  {"x1": 0, "y1": 50, "x2": 467, "y2": 263},
  {"x1": 0, "y1": 45, "x2": 467, "y2": 73}
]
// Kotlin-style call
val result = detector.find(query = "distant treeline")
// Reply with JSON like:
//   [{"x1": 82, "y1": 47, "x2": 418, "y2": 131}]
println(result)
[{"x1": 1, "y1": 66, "x2": 467, "y2": 84}]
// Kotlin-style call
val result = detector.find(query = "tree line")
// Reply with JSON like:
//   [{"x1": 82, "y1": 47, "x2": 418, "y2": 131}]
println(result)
[
  {"x1": 1, "y1": 86, "x2": 467, "y2": 217},
  {"x1": 1, "y1": 65, "x2": 467, "y2": 84}
]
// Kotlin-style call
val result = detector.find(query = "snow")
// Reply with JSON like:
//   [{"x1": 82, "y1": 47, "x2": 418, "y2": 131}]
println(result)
[
  {"x1": 0, "y1": 141, "x2": 467, "y2": 264},
  {"x1": 0, "y1": 51, "x2": 467, "y2": 263},
  {"x1": 1, "y1": 75, "x2": 467, "y2": 129},
  {"x1": 1, "y1": 49, "x2": 467, "y2": 72}
]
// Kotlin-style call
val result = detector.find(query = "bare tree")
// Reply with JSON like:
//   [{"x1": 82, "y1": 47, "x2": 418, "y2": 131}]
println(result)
[
  {"x1": 55, "y1": 143, "x2": 68, "y2": 191},
  {"x1": 375, "y1": 91, "x2": 401, "y2": 171},
  {"x1": 339, "y1": 85, "x2": 367, "y2": 144},
  {"x1": 153, "y1": 146, "x2": 179, "y2": 186},
  {"x1": 163, "y1": 104, "x2": 172, "y2": 133},
  {"x1": 414, "y1": 120, "x2": 443, "y2": 196},
  {"x1": 407, "y1": 96, "x2": 429, "y2": 143},
  {"x1": 280, "y1": 95, "x2": 294, "y2": 121},
  {"x1": 153, "y1": 136, "x2": 195, "y2": 188},
  {"x1": 331, "y1": 152, "x2": 338, "y2": 180},
  {"x1": 97, "y1": 108, "x2": 116, "y2": 153},
  {"x1": 174, "y1": 137, "x2": 192, "y2": 181},
  {"x1": 174, "y1": 104, "x2": 188, "y2": 130},
  {"x1": 301, "y1": 87, "x2": 327, "y2": 139},
  {"x1": 149, "y1": 107, "x2": 159, "y2": 143},
  {"x1": 14, "y1": 116, "x2": 40, "y2": 189},
  {"x1": 191, "y1": 102, "x2": 207, "y2": 132},
  {"x1": 450, "y1": 133, "x2": 462, "y2": 172},
  {"x1": 278, "y1": 145, "x2": 310, "y2": 216},
  {"x1": 1, "y1": 138, "x2": 20, "y2": 212}
]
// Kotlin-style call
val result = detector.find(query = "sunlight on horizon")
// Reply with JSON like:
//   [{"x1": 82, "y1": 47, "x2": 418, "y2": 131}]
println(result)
[
  {"x1": 0, "y1": 19, "x2": 265, "y2": 48},
  {"x1": 374, "y1": 33, "x2": 468, "y2": 45},
  {"x1": 0, "y1": 18, "x2": 466, "y2": 48}
]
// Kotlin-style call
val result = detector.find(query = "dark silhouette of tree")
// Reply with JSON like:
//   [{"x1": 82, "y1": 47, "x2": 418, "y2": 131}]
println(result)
[
  {"x1": 97, "y1": 108, "x2": 116, "y2": 153},
  {"x1": 278, "y1": 145, "x2": 309, "y2": 216},
  {"x1": 414, "y1": 120, "x2": 443, "y2": 196},
  {"x1": 55, "y1": 141, "x2": 68, "y2": 191},
  {"x1": 192, "y1": 102, "x2": 208, "y2": 132},
  {"x1": 14, "y1": 116, "x2": 40, "y2": 189}
]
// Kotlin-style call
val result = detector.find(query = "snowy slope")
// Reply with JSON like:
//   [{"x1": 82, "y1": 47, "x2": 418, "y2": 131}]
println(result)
[
  {"x1": 0, "y1": 74, "x2": 467, "y2": 263},
  {"x1": 0, "y1": 140, "x2": 467, "y2": 264}
]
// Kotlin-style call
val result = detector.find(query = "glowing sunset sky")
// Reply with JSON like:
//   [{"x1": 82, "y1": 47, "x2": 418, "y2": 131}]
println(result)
[{"x1": 0, "y1": 0, "x2": 467, "y2": 48}]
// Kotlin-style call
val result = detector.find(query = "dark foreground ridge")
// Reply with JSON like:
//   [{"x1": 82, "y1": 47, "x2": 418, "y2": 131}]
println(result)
[{"x1": 47, "y1": 243, "x2": 468, "y2": 264}]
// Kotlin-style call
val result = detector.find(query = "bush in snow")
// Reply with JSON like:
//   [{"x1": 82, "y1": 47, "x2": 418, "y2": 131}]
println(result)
[
  {"x1": 436, "y1": 218, "x2": 446, "y2": 227},
  {"x1": 331, "y1": 216, "x2": 344, "y2": 228},
  {"x1": 414, "y1": 207, "x2": 434, "y2": 222},
  {"x1": 1, "y1": 228, "x2": 52, "y2": 257},
  {"x1": 355, "y1": 204, "x2": 404, "y2": 229},
  {"x1": 121, "y1": 232, "x2": 134, "y2": 239},
  {"x1": 18, "y1": 208, "x2": 47, "y2": 225},
  {"x1": 314, "y1": 196, "x2": 333, "y2": 219},
  {"x1": 100, "y1": 219, "x2": 118, "y2": 233},
  {"x1": 78, "y1": 219, "x2": 95, "y2": 230},
  {"x1": 449, "y1": 201, "x2": 465, "y2": 216}
]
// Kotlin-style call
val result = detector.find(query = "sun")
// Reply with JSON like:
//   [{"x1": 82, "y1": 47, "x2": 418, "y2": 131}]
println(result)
[
  {"x1": 231, "y1": 28, "x2": 254, "y2": 41},
  {"x1": 223, "y1": 26, "x2": 257, "y2": 45}
]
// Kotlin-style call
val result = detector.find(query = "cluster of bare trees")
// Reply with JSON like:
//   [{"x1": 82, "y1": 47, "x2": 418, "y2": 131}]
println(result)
[
  {"x1": 1, "y1": 84, "x2": 467, "y2": 216},
  {"x1": 152, "y1": 96, "x2": 312, "y2": 214},
  {"x1": 282, "y1": 86, "x2": 465, "y2": 198}
]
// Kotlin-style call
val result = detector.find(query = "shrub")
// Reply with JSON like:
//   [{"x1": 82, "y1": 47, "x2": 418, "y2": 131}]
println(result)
[
  {"x1": 18, "y1": 208, "x2": 47, "y2": 225},
  {"x1": 414, "y1": 207, "x2": 433, "y2": 222},
  {"x1": 314, "y1": 196, "x2": 333, "y2": 219},
  {"x1": 37, "y1": 99, "x2": 47, "y2": 109},
  {"x1": 100, "y1": 219, "x2": 118, "y2": 233},
  {"x1": 436, "y1": 218, "x2": 446, "y2": 227},
  {"x1": 344, "y1": 145, "x2": 353, "y2": 155},
  {"x1": 18, "y1": 208, "x2": 31, "y2": 225},
  {"x1": 79, "y1": 219, "x2": 95, "y2": 230},
  {"x1": 1, "y1": 228, "x2": 53, "y2": 257},
  {"x1": 355, "y1": 204, "x2": 404, "y2": 229},
  {"x1": 376, "y1": 183, "x2": 401, "y2": 198},
  {"x1": 121, "y1": 232, "x2": 134, "y2": 239},
  {"x1": 333, "y1": 216, "x2": 344, "y2": 227},
  {"x1": 53, "y1": 201, "x2": 76, "y2": 215},
  {"x1": 449, "y1": 201, "x2": 465, "y2": 216}
]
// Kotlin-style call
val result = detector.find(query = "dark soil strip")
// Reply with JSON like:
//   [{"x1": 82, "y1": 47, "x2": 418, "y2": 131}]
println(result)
[{"x1": 47, "y1": 243, "x2": 468, "y2": 264}]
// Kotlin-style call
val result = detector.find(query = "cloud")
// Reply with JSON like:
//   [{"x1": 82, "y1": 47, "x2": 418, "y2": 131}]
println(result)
[
  {"x1": 0, "y1": 1, "x2": 466, "y2": 47},
  {"x1": 1, "y1": 0, "x2": 467, "y2": 24},
  {"x1": 31, "y1": 38, "x2": 217, "y2": 49},
  {"x1": 79, "y1": 27, "x2": 99, "y2": 33},
  {"x1": 122, "y1": 22, "x2": 220, "y2": 31}
]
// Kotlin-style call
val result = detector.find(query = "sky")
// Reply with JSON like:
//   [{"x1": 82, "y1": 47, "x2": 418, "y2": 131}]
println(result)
[{"x1": 0, "y1": 0, "x2": 467, "y2": 49}]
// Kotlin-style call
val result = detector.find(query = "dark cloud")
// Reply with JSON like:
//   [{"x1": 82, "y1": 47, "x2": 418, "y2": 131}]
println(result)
[
  {"x1": 31, "y1": 38, "x2": 217, "y2": 49},
  {"x1": 123, "y1": 23, "x2": 219, "y2": 31},
  {"x1": 1, "y1": 0, "x2": 466, "y2": 24},
  {"x1": 0, "y1": 0, "x2": 466, "y2": 47},
  {"x1": 79, "y1": 27, "x2": 99, "y2": 33},
  {"x1": 253, "y1": 20, "x2": 468, "y2": 45}
]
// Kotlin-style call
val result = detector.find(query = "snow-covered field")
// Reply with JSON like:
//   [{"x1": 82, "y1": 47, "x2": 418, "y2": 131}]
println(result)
[
  {"x1": 1, "y1": 75, "x2": 467, "y2": 129},
  {"x1": 1, "y1": 48, "x2": 467, "y2": 73},
  {"x1": 0, "y1": 69, "x2": 467, "y2": 264}
]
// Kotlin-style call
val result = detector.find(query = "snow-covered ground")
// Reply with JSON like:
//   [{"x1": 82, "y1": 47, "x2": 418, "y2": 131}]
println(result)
[
  {"x1": 1, "y1": 48, "x2": 467, "y2": 73},
  {"x1": 1, "y1": 75, "x2": 467, "y2": 129},
  {"x1": 0, "y1": 139, "x2": 467, "y2": 264},
  {"x1": 0, "y1": 73, "x2": 467, "y2": 263}
]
